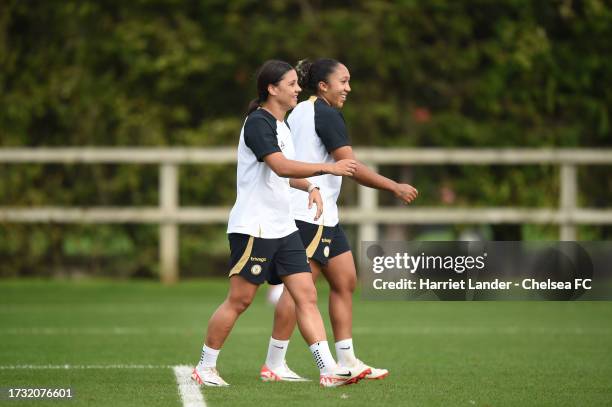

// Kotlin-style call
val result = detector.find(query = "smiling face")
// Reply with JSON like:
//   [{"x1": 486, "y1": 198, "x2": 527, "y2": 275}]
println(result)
[
  {"x1": 268, "y1": 69, "x2": 301, "y2": 110},
  {"x1": 318, "y1": 63, "x2": 351, "y2": 109}
]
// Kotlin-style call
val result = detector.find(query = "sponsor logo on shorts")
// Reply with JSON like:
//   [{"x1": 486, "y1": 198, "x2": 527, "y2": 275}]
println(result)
[
  {"x1": 321, "y1": 238, "x2": 332, "y2": 244},
  {"x1": 323, "y1": 246, "x2": 330, "y2": 258},
  {"x1": 250, "y1": 257, "x2": 267, "y2": 262},
  {"x1": 251, "y1": 264, "x2": 262, "y2": 275}
]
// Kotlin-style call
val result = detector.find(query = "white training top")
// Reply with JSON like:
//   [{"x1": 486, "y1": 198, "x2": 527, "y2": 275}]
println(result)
[
  {"x1": 227, "y1": 108, "x2": 298, "y2": 238},
  {"x1": 288, "y1": 96, "x2": 351, "y2": 227}
]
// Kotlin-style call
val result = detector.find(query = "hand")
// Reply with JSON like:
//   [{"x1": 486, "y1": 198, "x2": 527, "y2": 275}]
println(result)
[
  {"x1": 308, "y1": 187, "x2": 323, "y2": 221},
  {"x1": 394, "y1": 183, "x2": 418, "y2": 204},
  {"x1": 329, "y1": 159, "x2": 357, "y2": 176}
]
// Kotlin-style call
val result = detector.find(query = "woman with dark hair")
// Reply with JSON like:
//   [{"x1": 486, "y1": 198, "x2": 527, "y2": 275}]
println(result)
[
  {"x1": 259, "y1": 58, "x2": 418, "y2": 382},
  {"x1": 191, "y1": 60, "x2": 370, "y2": 387}
]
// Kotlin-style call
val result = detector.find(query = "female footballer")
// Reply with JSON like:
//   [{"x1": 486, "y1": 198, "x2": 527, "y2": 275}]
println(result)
[
  {"x1": 259, "y1": 58, "x2": 418, "y2": 382},
  {"x1": 191, "y1": 60, "x2": 370, "y2": 388}
]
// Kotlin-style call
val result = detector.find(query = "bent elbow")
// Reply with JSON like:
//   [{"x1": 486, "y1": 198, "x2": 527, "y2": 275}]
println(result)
[
  {"x1": 277, "y1": 169, "x2": 292, "y2": 178},
  {"x1": 272, "y1": 164, "x2": 291, "y2": 178}
]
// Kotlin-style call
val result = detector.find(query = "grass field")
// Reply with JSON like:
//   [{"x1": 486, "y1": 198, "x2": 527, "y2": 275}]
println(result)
[{"x1": 1, "y1": 279, "x2": 611, "y2": 406}]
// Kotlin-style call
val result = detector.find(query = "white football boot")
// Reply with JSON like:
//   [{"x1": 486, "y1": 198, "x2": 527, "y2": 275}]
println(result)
[
  {"x1": 319, "y1": 364, "x2": 371, "y2": 387},
  {"x1": 341, "y1": 358, "x2": 389, "y2": 380},
  {"x1": 260, "y1": 360, "x2": 310, "y2": 382},
  {"x1": 191, "y1": 365, "x2": 230, "y2": 387}
]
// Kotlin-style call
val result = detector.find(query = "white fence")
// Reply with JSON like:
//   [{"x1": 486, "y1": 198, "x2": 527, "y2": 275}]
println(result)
[{"x1": 1, "y1": 147, "x2": 612, "y2": 283}]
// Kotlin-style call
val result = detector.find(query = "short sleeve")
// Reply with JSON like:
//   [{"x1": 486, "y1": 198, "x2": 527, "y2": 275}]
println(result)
[
  {"x1": 244, "y1": 116, "x2": 282, "y2": 162},
  {"x1": 315, "y1": 104, "x2": 350, "y2": 153}
]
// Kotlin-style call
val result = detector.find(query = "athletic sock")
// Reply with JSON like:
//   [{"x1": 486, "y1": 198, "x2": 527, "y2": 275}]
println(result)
[
  {"x1": 309, "y1": 341, "x2": 337, "y2": 374},
  {"x1": 198, "y1": 344, "x2": 220, "y2": 368},
  {"x1": 335, "y1": 338, "x2": 356, "y2": 366},
  {"x1": 265, "y1": 337, "x2": 289, "y2": 369}
]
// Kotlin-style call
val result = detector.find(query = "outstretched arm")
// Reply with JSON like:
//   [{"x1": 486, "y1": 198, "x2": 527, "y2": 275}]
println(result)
[
  {"x1": 331, "y1": 146, "x2": 418, "y2": 204},
  {"x1": 263, "y1": 152, "x2": 356, "y2": 179},
  {"x1": 245, "y1": 116, "x2": 356, "y2": 179}
]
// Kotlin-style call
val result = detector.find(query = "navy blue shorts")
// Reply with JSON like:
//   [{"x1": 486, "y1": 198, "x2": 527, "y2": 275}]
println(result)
[
  {"x1": 295, "y1": 220, "x2": 351, "y2": 266},
  {"x1": 227, "y1": 231, "x2": 310, "y2": 285}
]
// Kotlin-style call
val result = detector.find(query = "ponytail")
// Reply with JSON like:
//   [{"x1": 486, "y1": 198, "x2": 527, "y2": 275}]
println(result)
[
  {"x1": 295, "y1": 59, "x2": 313, "y2": 91},
  {"x1": 246, "y1": 97, "x2": 261, "y2": 115}
]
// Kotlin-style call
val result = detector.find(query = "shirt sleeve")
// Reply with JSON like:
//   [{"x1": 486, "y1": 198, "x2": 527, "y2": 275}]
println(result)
[
  {"x1": 244, "y1": 117, "x2": 282, "y2": 162},
  {"x1": 315, "y1": 107, "x2": 351, "y2": 153}
]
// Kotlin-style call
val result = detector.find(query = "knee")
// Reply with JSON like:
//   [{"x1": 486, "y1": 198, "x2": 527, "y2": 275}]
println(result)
[
  {"x1": 293, "y1": 285, "x2": 318, "y2": 308},
  {"x1": 330, "y1": 276, "x2": 356, "y2": 296},
  {"x1": 228, "y1": 294, "x2": 253, "y2": 314}
]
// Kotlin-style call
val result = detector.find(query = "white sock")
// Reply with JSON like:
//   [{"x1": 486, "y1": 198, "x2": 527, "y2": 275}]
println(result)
[
  {"x1": 335, "y1": 338, "x2": 356, "y2": 366},
  {"x1": 198, "y1": 344, "x2": 220, "y2": 368},
  {"x1": 265, "y1": 337, "x2": 289, "y2": 369},
  {"x1": 309, "y1": 341, "x2": 337, "y2": 374}
]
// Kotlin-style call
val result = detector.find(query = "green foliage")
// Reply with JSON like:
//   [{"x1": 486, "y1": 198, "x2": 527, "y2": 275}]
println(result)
[{"x1": 1, "y1": 1, "x2": 611, "y2": 276}]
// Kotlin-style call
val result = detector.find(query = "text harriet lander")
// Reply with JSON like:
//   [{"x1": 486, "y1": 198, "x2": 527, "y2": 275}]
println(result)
[{"x1": 372, "y1": 278, "x2": 592, "y2": 291}]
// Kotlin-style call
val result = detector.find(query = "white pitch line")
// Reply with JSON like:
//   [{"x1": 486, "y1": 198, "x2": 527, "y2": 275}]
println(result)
[
  {"x1": 1, "y1": 364, "x2": 207, "y2": 407},
  {"x1": 173, "y1": 365, "x2": 206, "y2": 407}
]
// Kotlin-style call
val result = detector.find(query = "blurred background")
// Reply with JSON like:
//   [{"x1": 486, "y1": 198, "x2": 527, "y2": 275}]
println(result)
[{"x1": 1, "y1": 0, "x2": 611, "y2": 281}]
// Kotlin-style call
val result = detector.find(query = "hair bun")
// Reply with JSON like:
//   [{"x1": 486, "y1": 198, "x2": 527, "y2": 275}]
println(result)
[{"x1": 295, "y1": 59, "x2": 312, "y2": 89}]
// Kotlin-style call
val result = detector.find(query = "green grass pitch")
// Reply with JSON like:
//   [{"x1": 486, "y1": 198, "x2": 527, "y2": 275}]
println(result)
[{"x1": 1, "y1": 279, "x2": 611, "y2": 406}]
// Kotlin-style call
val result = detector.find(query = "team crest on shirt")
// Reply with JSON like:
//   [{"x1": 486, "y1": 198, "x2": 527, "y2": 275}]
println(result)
[
  {"x1": 323, "y1": 246, "x2": 330, "y2": 258},
  {"x1": 251, "y1": 264, "x2": 262, "y2": 276}
]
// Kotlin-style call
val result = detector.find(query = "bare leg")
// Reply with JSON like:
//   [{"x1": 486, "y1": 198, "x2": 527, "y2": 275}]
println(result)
[
  {"x1": 271, "y1": 261, "x2": 322, "y2": 340},
  {"x1": 280, "y1": 271, "x2": 326, "y2": 345},
  {"x1": 205, "y1": 275, "x2": 258, "y2": 349},
  {"x1": 322, "y1": 251, "x2": 356, "y2": 341}
]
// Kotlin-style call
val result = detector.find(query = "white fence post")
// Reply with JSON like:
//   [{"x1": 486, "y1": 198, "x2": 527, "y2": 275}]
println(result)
[
  {"x1": 560, "y1": 164, "x2": 577, "y2": 241},
  {"x1": 160, "y1": 163, "x2": 179, "y2": 284},
  {"x1": 358, "y1": 163, "x2": 379, "y2": 247}
]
